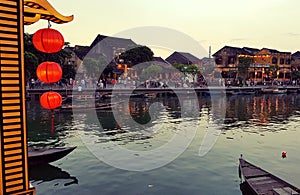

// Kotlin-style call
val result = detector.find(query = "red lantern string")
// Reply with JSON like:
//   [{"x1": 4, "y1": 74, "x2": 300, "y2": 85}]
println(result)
[
  {"x1": 40, "y1": 91, "x2": 62, "y2": 110},
  {"x1": 34, "y1": 26, "x2": 65, "y2": 134},
  {"x1": 36, "y1": 61, "x2": 62, "y2": 83},
  {"x1": 33, "y1": 28, "x2": 64, "y2": 53},
  {"x1": 51, "y1": 110, "x2": 55, "y2": 134}
]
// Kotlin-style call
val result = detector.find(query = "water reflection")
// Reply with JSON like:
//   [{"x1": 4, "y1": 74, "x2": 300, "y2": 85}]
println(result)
[
  {"x1": 29, "y1": 164, "x2": 78, "y2": 186},
  {"x1": 25, "y1": 93, "x2": 300, "y2": 194},
  {"x1": 27, "y1": 94, "x2": 300, "y2": 145},
  {"x1": 27, "y1": 94, "x2": 300, "y2": 146},
  {"x1": 224, "y1": 94, "x2": 300, "y2": 131}
]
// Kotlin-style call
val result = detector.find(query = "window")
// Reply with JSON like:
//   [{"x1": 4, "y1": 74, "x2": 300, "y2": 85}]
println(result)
[
  {"x1": 286, "y1": 59, "x2": 291, "y2": 64},
  {"x1": 257, "y1": 72, "x2": 262, "y2": 78},
  {"x1": 280, "y1": 58, "x2": 284, "y2": 64},
  {"x1": 215, "y1": 57, "x2": 222, "y2": 65},
  {"x1": 272, "y1": 57, "x2": 278, "y2": 64},
  {"x1": 228, "y1": 56, "x2": 235, "y2": 64},
  {"x1": 278, "y1": 72, "x2": 284, "y2": 78}
]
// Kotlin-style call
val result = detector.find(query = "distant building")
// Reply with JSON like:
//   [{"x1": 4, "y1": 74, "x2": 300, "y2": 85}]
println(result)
[
  {"x1": 152, "y1": 57, "x2": 175, "y2": 80},
  {"x1": 291, "y1": 51, "x2": 300, "y2": 71},
  {"x1": 213, "y1": 46, "x2": 292, "y2": 82},
  {"x1": 89, "y1": 34, "x2": 137, "y2": 63},
  {"x1": 165, "y1": 51, "x2": 201, "y2": 65},
  {"x1": 252, "y1": 48, "x2": 291, "y2": 81},
  {"x1": 212, "y1": 46, "x2": 252, "y2": 79},
  {"x1": 63, "y1": 45, "x2": 90, "y2": 76}
]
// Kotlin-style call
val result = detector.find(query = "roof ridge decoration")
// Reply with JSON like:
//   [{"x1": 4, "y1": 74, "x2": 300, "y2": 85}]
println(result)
[{"x1": 24, "y1": 0, "x2": 74, "y2": 25}]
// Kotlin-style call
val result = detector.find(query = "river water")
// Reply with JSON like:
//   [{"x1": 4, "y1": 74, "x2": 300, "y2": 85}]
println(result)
[{"x1": 27, "y1": 93, "x2": 300, "y2": 195}]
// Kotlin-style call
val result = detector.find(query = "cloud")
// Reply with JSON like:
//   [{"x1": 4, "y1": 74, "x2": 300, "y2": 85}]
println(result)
[
  {"x1": 283, "y1": 32, "x2": 300, "y2": 37},
  {"x1": 229, "y1": 38, "x2": 247, "y2": 43}
]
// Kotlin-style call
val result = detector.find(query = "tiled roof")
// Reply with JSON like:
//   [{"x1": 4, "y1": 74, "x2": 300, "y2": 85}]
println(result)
[
  {"x1": 165, "y1": 51, "x2": 201, "y2": 65},
  {"x1": 153, "y1": 57, "x2": 170, "y2": 64},
  {"x1": 90, "y1": 34, "x2": 136, "y2": 50},
  {"x1": 292, "y1": 51, "x2": 300, "y2": 59},
  {"x1": 213, "y1": 46, "x2": 252, "y2": 56},
  {"x1": 177, "y1": 52, "x2": 201, "y2": 64},
  {"x1": 74, "y1": 45, "x2": 90, "y2": 60},
  {"x1": 242, "y1": 47, "x2": 260, "y2": 54}
]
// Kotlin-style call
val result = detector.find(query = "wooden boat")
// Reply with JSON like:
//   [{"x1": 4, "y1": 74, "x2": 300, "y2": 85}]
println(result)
[
  {"x1": 261, "y1": 87, "x2": 287, "y2": 94},
  {"x1": 60, "y1": 102, "x2": 117, "y2": 112},
  {"x1": 28, "y1": 147, "x2": 76, "y2": 166},
  {"x1": 239, "y1": 156, "x2": 300, "y2": 195},
  {"x1": 227, "y1": 91, "x2": 256, "y2": 95},
  {"x1": 272, "y1": 88, "x2": 287, "y2": 94},
  {"x1": 287, "y1": 89, "x2": 298, "y2": 93},
  {"x1": 144, "y1": 93, "x2": 156, "y2": 98},
  {"x1": 203, "y1": 91, "x2": 223, "y2": 96}
]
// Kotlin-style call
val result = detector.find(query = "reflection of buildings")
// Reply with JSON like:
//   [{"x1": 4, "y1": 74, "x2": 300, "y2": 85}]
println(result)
[
  {"x1": 213, "y1": 46, "x2": 292, "y2": 82},
  {"x1": 225, "y1": 94, "x2": 294, "y2": 127}
]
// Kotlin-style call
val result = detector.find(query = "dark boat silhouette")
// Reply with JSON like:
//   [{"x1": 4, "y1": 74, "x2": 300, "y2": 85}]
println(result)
[
  {"x1": 28, "y1": 146, "x2": 76, "y2": 166},
  {"x1": 239, "y1": 155, "x2": 300, "y2": 195},
  {"x1": 29, "y1": 163, "x2": 78, "y2": 186}
]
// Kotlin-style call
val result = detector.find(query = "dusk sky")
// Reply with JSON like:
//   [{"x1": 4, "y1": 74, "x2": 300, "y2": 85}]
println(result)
[{"x1": 25, "y1": 0, "x2": 300, "y2": 58}]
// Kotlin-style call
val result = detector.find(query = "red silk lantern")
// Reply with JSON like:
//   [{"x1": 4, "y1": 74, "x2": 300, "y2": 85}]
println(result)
[
  {"x1": 36, "y1": 61, "x2": 62, "y2": 83},
  {"x1": 33, "y1": 28, "x2": 64, "y2": 53},
  {"x1": 40, "y1": 91, "x2": 62, "y2": 110}
]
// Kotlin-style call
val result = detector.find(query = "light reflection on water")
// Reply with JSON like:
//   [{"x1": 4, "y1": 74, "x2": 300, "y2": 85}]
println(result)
[{"x1": 27, "y1": 94, "x2": 300, "y2": 195}]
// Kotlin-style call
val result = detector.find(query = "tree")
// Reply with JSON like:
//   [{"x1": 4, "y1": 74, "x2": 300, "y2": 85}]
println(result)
[
  {"x1": 237, "y1": 57, "x2": 252, "y2": 86},
  {"x1": 24, "y1": 33, "x2": 73, "y2": 80},
  {"x1": 269, "y1": 64, "x2": 279, "y2": 79},
  {"x1": 140, "y1": 64, "x2": 162, "y2": 80},
  {"x1": 174, "y1": 64, "x2": 188, "y2": 76},
  {"x1": 291, "y1": 70, "x2": 300, "y2": 80},
  {"x1": 119, "y1": 45, "x2": 154, "y2": 67},
  {"x1": 24, "y1": 51, "x2": 39, "y2": 80},
  {"x1": 186, "y1": 64, "x2": 201, "y2": 78},
  {"x1": 174, "y1": 64, "x2": 201, "y2": 82}
]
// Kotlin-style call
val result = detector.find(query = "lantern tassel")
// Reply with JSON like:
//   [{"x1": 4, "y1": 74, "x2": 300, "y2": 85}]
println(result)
[{"x1": 51, "y1": 110, "x2": 55, "y2": 134}]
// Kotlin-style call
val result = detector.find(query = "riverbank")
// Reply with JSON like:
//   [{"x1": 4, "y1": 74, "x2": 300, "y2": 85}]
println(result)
[{"x1": 26, "y1": 85, "x2": 300, "y2": 101}]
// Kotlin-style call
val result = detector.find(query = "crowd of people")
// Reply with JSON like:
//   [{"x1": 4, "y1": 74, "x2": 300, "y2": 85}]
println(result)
[{"x1": 27, "y1": 76, "x2": 300, "y2": 90}]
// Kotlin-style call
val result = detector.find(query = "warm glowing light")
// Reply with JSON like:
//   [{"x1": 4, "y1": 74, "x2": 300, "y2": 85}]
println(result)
[
  {"x1": 40, "y1": 91, "x2": 62, "y2": 110},
  {"x1": 33, "y1": 28, "x2": 64, "y2": 53},
  {"x1": 36, "y1": 61, "x2": 62, "y2": 83}
]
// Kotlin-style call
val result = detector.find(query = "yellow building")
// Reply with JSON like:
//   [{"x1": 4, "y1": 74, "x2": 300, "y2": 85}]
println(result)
[{"x1": 213, "y1": 46, "x2": 292, "y2": 83}]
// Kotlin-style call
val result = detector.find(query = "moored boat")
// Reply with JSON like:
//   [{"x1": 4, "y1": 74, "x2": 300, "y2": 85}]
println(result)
[
  {"x1": 227, "y1": 91, "x2": 256, "y2": 95},
  {"x1": 60, "y1": 102, "x2": 118, "y2": 112},
  {"x1": 203, "y1": 91, "x2": 224, "y2": 96},
  {"x1": 272, "y1": 88, "x2": 287, "y2": 94},
  {"x1": 28, "y1": 147, "x2": 76, "y2": 166},
  {"x1": 261, "y1": 87, "x2": 287, "y2": 94},
  {"x1": 239, "y1": 155, "x2": 300, "y2": 195}
]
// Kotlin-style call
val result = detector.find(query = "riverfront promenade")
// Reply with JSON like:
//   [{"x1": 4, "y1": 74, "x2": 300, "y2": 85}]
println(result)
[{"x1": 26, "y1": 85, "x2": 300, "y2": 101}]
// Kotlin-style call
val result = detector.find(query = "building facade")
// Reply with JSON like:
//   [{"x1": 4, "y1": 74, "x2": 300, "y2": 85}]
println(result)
[{"x1": 213, "y1": 46, "x2": 292, "y2": 83}]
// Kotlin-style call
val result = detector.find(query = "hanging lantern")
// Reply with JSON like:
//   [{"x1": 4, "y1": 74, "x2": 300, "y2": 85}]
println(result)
[
  {"x1": 40, "y1": 91, "x2": 62, "y2": 110},
  {"x1": 36, "y1": 61, "x2": 62, "y2": 83},
  {"x1": 33, "y1": 28, "x2": 64, "y2": 53}
]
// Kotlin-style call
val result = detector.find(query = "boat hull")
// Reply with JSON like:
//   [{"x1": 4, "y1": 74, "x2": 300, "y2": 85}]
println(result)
[
  {"x1": 239, "y1": 158, "x2": 300, "y2": 195},
  {"x1": 28, "y1": 147, "x2": 76, "y2": 166}
]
